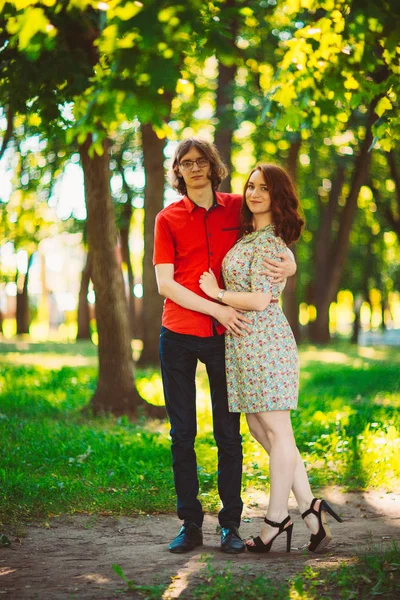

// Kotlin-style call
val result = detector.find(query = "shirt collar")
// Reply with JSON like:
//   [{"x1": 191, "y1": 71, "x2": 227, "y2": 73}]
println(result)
[
  {"x1": 183, "y1": 191, "x2": 226, "y2": 213},
  {"x1": 240, "y1": 224, "x2": 275, "y2": 244}
]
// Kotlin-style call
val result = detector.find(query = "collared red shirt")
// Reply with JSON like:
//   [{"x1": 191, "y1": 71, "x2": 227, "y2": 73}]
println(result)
[{"x1": 153, "y1": 192, "x2": 242, "y2": 337}]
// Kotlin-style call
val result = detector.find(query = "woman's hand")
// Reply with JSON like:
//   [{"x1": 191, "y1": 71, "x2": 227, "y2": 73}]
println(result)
[{"x1": 199, "y1": 268, "x2": 221, "y2": 300}]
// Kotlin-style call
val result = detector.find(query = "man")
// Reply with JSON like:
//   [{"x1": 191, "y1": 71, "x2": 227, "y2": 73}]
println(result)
[{"x1": 153, "y1": 138, "x2": 296, "y2": 554}]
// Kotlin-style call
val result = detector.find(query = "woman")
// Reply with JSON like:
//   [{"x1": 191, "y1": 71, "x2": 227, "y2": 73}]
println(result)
[{"x1": 199, "y1": 164, "x2": 342, "y2": 553}]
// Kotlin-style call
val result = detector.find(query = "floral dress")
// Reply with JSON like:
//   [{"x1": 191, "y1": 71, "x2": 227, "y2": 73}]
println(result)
[{"x1": 222, "y1": 224, "x2": 298, "y2": 413}]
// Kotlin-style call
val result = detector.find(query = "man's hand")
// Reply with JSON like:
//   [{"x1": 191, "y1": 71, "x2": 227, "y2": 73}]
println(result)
[
  {"x1": 213, "y1": 305, "x2": 252, "y2": 336},
  {"x1": 263, "y1": 250, "x2": 297, "y2": 283}
]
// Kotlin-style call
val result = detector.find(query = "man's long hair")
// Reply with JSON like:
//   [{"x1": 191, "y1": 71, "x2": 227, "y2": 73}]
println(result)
[
  {"x1": 241, "y1": 164, "x2": 305, "y2": 245},
  {"x1": 170, "y1": 138, "x2": 228, "y2": 195}
]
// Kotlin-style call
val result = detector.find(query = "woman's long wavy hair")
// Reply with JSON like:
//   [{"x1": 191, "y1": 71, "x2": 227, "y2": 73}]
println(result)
[
  {"x1": 170, "y1": 138, "x2": 228, "y2": 195},
  {"x1": 240, "y1": 164, "x2": 304, "y2": 245}
]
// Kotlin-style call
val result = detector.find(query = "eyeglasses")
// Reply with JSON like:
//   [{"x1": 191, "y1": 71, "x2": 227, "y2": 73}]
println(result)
[{"x1": 179, "y1": 158, "x2": 209, "y2": 171}]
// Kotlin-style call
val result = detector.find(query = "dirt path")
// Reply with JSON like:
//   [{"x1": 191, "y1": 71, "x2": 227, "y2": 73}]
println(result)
[{"x1": 1, "y1": 490, "x2": 399, "y2": 599}]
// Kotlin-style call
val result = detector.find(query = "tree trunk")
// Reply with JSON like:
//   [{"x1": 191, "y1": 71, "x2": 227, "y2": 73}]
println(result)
[
  {"x1": 76, "y1": 251, "x2": 92, "y2": 340},
  {"x1": 137, "y1": 124, "x2": 165, "y2": 367},
  {"x1": 310, "y1": 103, "x2": 377, "y2": 343},
  {"x1": 283, "y1": 137, "x2": 301, "y2": 341},
  {"x1": 385, "y1": 151, "x2": 400, "y2": 239},
  {"x1": 325, "y1": 110, "x2": 376, "y2": 306},
  {"x1": 215, "y1": 62, "x2": 237, "y2": 192},
  {"x1": 80, "y1": 136, "x2": 165, "y2": 418},
  {"x1": 119, "y1": 200, "x2": 136, "y2": 339},
  {"x1": 214, "y1": 0, "x2": 238, "y2": 192},
  {"x1": 309, "y1": 161, "x2": 346, "y2": 343},
  {"x1": 381, "y1": 290, "x2": 389, "y2": 331},
  {"x1": 16, "y1": 254, "x2": 33, "y2": 335},
  {"x1": 351, "y1": 294, "x2": 363, "y2": 344}
]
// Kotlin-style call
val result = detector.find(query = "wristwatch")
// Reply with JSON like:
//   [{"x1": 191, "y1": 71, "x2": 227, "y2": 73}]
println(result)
[{"x1": 217, "y1": 290, "x2": 226, "y2": 303}]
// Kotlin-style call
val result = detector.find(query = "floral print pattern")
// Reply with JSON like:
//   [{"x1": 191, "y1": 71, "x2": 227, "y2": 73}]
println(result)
[{"x1": 222, "y1": 224, "x2": 298, "y2": 413}]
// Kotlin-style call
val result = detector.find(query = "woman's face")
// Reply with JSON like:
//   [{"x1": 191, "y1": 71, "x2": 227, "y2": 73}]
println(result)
[{"x1": 245, "y1": 169, "x2": 272, "y2": 216}]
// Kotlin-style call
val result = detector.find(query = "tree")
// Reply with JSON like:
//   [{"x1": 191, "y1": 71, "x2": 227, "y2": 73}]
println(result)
[
  {"x1": 283, "y1": 137, "x2": 302, "y2": 341},
  {"x1": 340, "y1": 175, "x2": 396, "y2": 341},
  {"x1": 1, "y1": 0, "x2": 207, "y2": 416},
  {"x1": 309, "y1": 103, "x2": 377, "y2": 341},
  {"x1": 261, "y1": 0, "x2": 400, "y2": 341},
  {"x1": 76, "y1": 250, "x2": 91, "y2": 340},
  {"x1": 137, "y1": 123, "x2": 166, "y2": 366},
  {"x1": 384, "y1": 152, "x2": 400, "y2": 239},
  {"x1": 79, "y1": 135, "x2": 145, "y2": 415},
  {"x1": 0, "y1": 125, "x2": 65, "y2": 335},
  {"x1": 212, "y1": 0, "x2": 240, "y2": 192},
  {"x1": 110, "y1": 126, "x2": 141, "y2": 340}
]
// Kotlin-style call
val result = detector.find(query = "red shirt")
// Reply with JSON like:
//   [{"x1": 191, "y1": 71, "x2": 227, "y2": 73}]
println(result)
[{"x1": 153, "y1": 192, "x2": 242, "y2": 337}]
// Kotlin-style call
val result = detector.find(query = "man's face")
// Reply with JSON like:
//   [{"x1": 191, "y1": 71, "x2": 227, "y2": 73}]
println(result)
[{"x1": 177, "y1": 147, "x2": 211, "y2": 192}]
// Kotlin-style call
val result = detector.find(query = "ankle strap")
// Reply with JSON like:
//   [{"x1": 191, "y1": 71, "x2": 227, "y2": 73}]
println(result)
[
  {"x1": 301, "y1": 498, "x2": 319, "y2": 519},
  {"x1": 264, "y1": 515, "x2": 291, "y2": 532}
]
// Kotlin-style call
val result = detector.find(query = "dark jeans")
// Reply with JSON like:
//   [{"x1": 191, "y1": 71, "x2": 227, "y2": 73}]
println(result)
[{"x1": 159, "y1": 327, "x2": 243, "y2": 529}]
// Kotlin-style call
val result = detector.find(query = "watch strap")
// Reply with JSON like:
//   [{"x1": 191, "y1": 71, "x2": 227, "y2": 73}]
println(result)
[{"x1": 217, "y1": 290, "x2": 226, "y2": 302}]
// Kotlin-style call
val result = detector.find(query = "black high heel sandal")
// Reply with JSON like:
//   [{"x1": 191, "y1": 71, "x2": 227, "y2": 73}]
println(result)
[
  {"x1": 246, "y1": 515, "x2": 293, "y2": 553},
  {"x1": 302, "y1": 498, "x2": 343, "y2": 553}
]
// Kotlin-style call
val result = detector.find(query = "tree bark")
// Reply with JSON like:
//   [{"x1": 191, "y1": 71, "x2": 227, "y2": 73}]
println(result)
[
  {"x1": 309, "y1": 161, "x2": 346, "y2": 343},
  {"x1": 309, "y1": 104, "x2": 377, "y2": 343},
  {"x1": 283, "y1": 137, "x2": 301, "y2": 341},
  {"x1": 215, "y1": 62, "x2": 237, "y2": 192},
  {"x1": 16, "y1": 254, "x2": 33, "y2": 335},
  {"x1": 351, "y1": 294, "x2": 363, "y2": 344},
  {"x1": 137, "y1": 124, "x2": 165, "y2": 367},
  {"x1": 80, "y1": 135, "x2": 165, "y2": 418},
  {"x1": 385, "y1": 151, "x2": 400, "y2": 238},
  {"x1": 119, "y1": 197, "x2": 137, "y2": 340},
  {"x1": 76, "y1": 251, "x2": 92, "y2": 340},
  {"x1": 214, "y1": 0, "x2": 238, "y2": 192}
]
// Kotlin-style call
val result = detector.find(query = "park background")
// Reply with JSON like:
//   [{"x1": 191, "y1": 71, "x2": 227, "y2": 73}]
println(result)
[{"x1": 1, "y1": 0, "x2": 399, "y2": 598}]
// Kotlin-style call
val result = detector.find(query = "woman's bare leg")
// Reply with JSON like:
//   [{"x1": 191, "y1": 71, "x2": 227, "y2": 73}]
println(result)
[
  {"x1": 246, "y1": 411, "x2": 296, "y2": 544},
  {"x1": 246, "y1": 412, "x2": 320, "y2": 539}
]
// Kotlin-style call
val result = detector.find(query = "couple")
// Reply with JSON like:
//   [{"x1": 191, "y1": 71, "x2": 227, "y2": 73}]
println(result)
[{"x1": 153, "y1": 138, "x2": 342, "y2": 555}]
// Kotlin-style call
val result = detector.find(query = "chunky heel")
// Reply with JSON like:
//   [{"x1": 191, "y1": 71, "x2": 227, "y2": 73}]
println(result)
[
  {"x1": 302, "y1": 498, "x2": 342, "y2": 553},
  {"x1": 246, "y1": 515, "x2": 293, "y2": 554},
  {"x1": 286, "y1": 523, "x2": 293, "y2": 552}
]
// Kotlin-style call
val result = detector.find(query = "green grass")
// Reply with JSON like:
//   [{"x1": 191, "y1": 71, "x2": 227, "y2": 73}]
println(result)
[
  {"x1": 0, "y1": 341, "x2": 399, "y2": 527},
  {"x1": 112, "y1": 543, "x2": 400, "y2": 599},
  {"x1": 0, "y1": 350, "x2": 174, "y2": 525},
  {"x1": 300, "y1": 542, "x2": 400, "y2": 599}
]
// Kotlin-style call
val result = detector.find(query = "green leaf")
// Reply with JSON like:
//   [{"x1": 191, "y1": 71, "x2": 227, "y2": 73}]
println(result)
[
  {"x1": 77, "y1": 132, "x2": 87, "y2": 145},
  {"x1": 375, "y1": 97, "x2": 393, "y2": 118},
  {"x1": 112, "y1": 563, "x2": 128, "y2": 582},
  {"x1": 7, "y1": 7, "x2": 56, "y2": 52}
]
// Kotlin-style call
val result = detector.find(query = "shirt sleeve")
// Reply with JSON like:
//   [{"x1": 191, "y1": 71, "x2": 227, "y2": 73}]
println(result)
[
  {"x1": 250, "y1": 235, "x2": 284, "y2": 296},
  {"x1": 153, "y1": 213, "x2": 175, "y2": 265}
]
